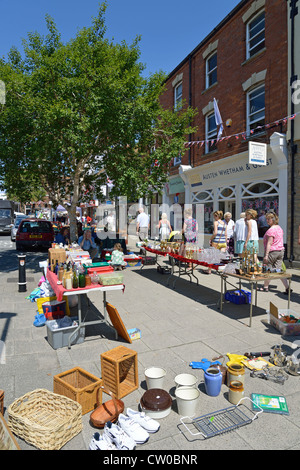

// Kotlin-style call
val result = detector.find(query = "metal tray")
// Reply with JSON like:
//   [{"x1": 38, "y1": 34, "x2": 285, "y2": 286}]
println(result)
[{"x1": 180, "y1": 397, "x2": 263, "y2": 439}]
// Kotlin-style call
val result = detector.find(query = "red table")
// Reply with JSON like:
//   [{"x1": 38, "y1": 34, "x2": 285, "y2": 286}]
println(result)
[{"x1": 46, "y1": 269, "x2": 125, "y2": 347}]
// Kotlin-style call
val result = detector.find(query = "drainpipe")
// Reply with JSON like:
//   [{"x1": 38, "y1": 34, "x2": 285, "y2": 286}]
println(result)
[
  {"x1": 288, "y1": 0, "x2": 298, "y2": 262},
  {"x1": 188, "y1": 55, "x2": 192, "y2": 166}
]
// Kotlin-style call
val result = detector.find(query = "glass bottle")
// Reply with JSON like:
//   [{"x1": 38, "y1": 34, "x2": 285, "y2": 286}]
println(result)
[{"x1": 72, "y1": 267, "x2": 79, "y2": 289}]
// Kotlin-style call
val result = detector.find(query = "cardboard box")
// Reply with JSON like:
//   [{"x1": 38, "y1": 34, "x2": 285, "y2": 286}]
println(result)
[
  {"x1": 48, "y1": 248, "x2": 67, "y2": 270},
  {"x1": 267, "y1": 303, "x2": 300, "y2": 336},
  {"x1": 127, "y1": 328, "x2": 141, "y2": 341}
]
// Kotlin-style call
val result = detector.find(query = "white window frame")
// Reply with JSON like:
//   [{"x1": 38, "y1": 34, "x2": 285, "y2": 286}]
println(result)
[
  {"x1": 246, "y1": 84, "x2": 265, "y2": 135},
  {"x1": 246, "y1": 10, "x2": 265, "y2": 59},
  {"x1": 205, "y1": 112, "x2": 218, "y2": 153},
  {"x1": 206, "y1": 52, "x2": 217, "y2": 89},
  {"x1": 174, "y1": 82, "x2": 183, "y2": 111}
]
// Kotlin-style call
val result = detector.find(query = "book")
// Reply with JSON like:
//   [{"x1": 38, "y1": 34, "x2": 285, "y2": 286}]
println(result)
[{"x1": 251, "y1": 393, "x2": 289, "y2": 415}]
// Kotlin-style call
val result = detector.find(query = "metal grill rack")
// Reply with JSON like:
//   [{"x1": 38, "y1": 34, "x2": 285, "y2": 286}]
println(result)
[{"x1": 180, "y1": 397, "x2": 263, "y2": 439}]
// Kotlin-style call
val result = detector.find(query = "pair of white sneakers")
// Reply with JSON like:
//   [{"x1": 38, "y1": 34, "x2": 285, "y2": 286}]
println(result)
[{"x1": 89, "y1": 408, "x2": 160, "y2": 450}]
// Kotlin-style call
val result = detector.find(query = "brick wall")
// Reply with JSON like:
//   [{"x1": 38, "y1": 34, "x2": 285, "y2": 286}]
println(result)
[{"x1": 160, "y1": 0, "x2": 288, "y2": 176}]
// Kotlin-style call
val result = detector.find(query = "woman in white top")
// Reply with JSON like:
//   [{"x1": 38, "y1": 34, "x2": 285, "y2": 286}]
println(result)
[
  {"x1": 234, "y1": 212, "x2": 246, "y2": 255},
  {"x1": 244, "y1": 209, "x2": 259, "y2": 262},
  {"x1": 224, "y1": 212, "x2": 235, "y2": 255},
  {"x1": 158, "y1": 213, "x2": 172, "y2": 240}
]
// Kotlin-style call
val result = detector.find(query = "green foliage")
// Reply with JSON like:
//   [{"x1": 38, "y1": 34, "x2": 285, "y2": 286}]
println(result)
[{"x1": 0, "y1": 2, "x2": 197, "y2": 224}]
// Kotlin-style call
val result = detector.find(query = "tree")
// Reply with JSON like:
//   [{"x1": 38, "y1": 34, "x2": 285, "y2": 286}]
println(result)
[{"x1": 0, "y1": 2, "x2": 197, "y2": 241}]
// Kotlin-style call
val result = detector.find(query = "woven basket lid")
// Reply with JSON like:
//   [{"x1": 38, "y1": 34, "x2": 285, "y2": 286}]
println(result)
[{"x1": 140, "y1": 389, "x2": 172, "y2": 411}]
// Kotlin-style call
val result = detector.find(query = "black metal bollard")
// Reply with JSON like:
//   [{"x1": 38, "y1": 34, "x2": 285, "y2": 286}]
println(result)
[{"x1": 17, "y1": 253, "x2": 27, "y2": 292}]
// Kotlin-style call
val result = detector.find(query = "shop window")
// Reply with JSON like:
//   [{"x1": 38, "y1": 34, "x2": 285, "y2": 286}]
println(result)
[
  {"x1": 205, "y1": 113, "x2": 218, "y2": 153},
  {"x1": 206, "y1": 52, "x2": 217, "y2": 89},
  {"x1": 241, "y1": 179, "x2": 279, "y2": 234},
  {"x1": 247, "y1": 84, "x2": 265, "y2": 135},
  {"x1": 174, "y1": 82, "x2": 183, "y2": 111},
  {"x1": 246, "y1": 11, "x2": 265, "y2": 59},
  {"x1": 192, "y1": 190, "x2": 214, "y2": 234}
]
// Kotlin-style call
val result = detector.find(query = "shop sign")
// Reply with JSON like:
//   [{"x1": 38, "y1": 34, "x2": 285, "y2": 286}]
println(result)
[
  {"x1": 248, "y1": 141, "x2": 267, "y2": 166},
  {"x1": 168, "y1": 176, "x2": 185, "y2": 194}
]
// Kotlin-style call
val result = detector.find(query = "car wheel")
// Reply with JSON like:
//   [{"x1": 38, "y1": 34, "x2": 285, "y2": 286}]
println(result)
[{"x1": 16, "y1": 242, "x2": 23, "y2": 251}]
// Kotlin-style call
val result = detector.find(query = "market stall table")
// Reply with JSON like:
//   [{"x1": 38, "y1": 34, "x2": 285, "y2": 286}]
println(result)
[
  {"x1": 168, "y1": 252, "x2": 225, "y2": 289},
  {"x1": 219, "y1": 271, "x2": 292, "y2": 327},
  {"x1": 142, "y1": 246, "x2": 168, "y2": 269},
  {"x1": 46, "y1": 269, "x2": 125, "y2": 348}
]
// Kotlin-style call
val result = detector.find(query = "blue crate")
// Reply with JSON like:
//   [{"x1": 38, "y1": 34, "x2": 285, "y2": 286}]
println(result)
[{"x1": 224, "y1": 289, "x2": 251, "y2": 304}]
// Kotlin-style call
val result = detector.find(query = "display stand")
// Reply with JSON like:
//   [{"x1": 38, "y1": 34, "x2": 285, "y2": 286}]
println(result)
[{"x1": 219, "y1": 271, "x2": 292, "y2": 327}]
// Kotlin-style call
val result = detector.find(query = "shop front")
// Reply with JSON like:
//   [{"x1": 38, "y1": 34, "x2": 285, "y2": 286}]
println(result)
[{"x1": 179, "y1": 133, "x2": 288, "y2": 255}]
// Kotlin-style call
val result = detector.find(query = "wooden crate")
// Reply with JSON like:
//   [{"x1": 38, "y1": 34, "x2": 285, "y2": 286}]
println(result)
[
  {"x1": 53, "y1": 367, "x2": 102, "y2": 415},
  {"x1": 101, "y1": 346, "x2": 138, "y2": 399}
]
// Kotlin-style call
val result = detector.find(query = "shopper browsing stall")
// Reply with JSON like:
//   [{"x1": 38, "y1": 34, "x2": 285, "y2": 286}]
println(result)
[
  {"x1": 260, "y1": 212, "x2": 290, "y2": 294},
  {"x1": 244, "y1": 209, "x2": 259, "y2": 263},
  {"x1": 206, "y1": 211, "x2": 227, "y2": 274},
  {"x1": 182, "y1": 208, "x2": 198, "y2": 243},
  {"x1": 224, "y1": 212, "x2": 235, "y2": 255},
  {"x1": 234, "y1": 212, "x2": 246, "y2": 255},
  {"x1": 158, "y1": 213, "x2": 172, "y2": 240}
]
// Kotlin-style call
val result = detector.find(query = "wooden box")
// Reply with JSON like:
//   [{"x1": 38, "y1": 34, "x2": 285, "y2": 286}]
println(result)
[
  {"x1": 53, "y1": 367, "x2": 102, "y2": 415},
  {"x1": 101, "y1": 346, "x2": 138, "y2": 399},
  {"x1": 48, "y1": 248, "x2": 67, "y2": 271}
]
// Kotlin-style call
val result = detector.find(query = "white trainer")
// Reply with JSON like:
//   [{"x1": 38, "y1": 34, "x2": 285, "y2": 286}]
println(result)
[
  {"x1": 126, "y1": 408, "x2": 160, "y2": 433},
  {"x1": 118, "y1": 413, "x2": 149, "y2": 444},
  {"x1": 103, "y1": 421, "x2": 136, "y2": 450},
  {"x1": 89, "y1": 432, "x2": 116, "y2": 450}
]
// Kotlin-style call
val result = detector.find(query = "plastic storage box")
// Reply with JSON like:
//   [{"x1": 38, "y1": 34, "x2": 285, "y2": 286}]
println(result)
[
  {"x1": 99, "y1": 271, "x2": 124, "y2": 286},
  {"x1": 267, "y1": 309, "x2": 300, "y2": 336},
  {"x1": 46, "y1": 317, "x2": 85, "y2": 349},
  {"x1": 225, "y1": 289, "x2": 251, "y2": 304}
]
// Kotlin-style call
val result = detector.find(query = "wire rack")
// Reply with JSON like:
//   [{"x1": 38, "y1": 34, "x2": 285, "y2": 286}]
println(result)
[{"x1": 180, "y1": 397, "x2": 263, "y2": 439}]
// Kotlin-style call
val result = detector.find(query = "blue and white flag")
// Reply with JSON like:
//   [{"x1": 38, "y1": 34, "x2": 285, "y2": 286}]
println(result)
[{"x1": 213, "y1": 98, "x2": 224, "y2": 140}]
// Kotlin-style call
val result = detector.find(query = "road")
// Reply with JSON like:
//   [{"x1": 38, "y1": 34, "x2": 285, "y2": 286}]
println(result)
[{"x1": 0, "y1": 234, "x2": 48, "y2": 275}]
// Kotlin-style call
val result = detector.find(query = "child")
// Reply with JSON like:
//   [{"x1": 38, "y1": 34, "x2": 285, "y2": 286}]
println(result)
[{"x1": 111, "y1": 243, "x2": 126, "y2": 270}]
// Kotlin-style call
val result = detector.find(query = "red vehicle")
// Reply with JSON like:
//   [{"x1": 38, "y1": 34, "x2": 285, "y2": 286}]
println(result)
[{"x1": 16, "y1": 219, "x2": 54, "y2": 251}]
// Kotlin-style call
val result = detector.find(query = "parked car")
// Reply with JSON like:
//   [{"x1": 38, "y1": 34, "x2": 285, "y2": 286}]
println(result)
[
  {"x1": 11, "y1": 215, "x2": 27, "y2": 241},
  {"x1": 16, "y1": 219, "x2": 55, "y2": 251}
]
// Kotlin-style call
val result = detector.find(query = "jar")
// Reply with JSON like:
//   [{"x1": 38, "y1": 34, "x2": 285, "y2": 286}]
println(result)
[
  {"x1": 85, "y1": 274, "x2": 91, "y2": 286},
  {"x1": 210, "y1": 364, "x2": 227, "y2": 384},
  {"x1": 228, "y1": 380, "x2": 244, "y2": 405},
  {"x1": 65, "y1": 273, "x2": 72, "y2": 290},
  {"x1": 227, "y1": 363, "x2": 245, "y2": 386},
  {"x1": 91, "y1": 272, "x2": 99, "y2": 285},
  {"x1": 204, "y1": 367, "x2": 222, "y2": 397}
]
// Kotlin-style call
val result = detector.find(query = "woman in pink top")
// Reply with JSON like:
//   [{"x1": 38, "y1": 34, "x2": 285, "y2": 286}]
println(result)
[{"x1": 260, "y1": 212, "x2": 290, "y2": 294}]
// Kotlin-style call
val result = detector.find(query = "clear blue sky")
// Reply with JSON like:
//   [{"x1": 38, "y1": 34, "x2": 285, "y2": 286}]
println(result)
[{"x1": 0, "y1": 0, "x2": 240, "y2": 76}]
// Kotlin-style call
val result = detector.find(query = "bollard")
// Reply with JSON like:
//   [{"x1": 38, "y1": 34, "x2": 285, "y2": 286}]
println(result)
[{"x1": 17, "y1": 253, "x2": 27, "y2": 292}]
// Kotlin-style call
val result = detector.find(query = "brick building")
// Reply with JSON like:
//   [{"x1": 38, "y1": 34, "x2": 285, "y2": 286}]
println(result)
[{"x1": 159, "y1": 0, "x2": 289, "y2": 255}]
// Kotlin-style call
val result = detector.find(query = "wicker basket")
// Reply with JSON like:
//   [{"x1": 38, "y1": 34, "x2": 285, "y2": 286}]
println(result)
[
  {"x1": 7, "y1": 389, "x2": 82, "y2": 450},
  {"x1": 101, "y1": 346, "x2": 138, "y2": 399},
  {"x1": 53, "y1": 367, "x2": 103, "y2": 415}
]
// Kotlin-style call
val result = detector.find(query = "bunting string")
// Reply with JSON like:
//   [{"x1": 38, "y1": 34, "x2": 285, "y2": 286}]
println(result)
[{"x1": 184, "y1": 112, "x2": 299, "y2": 148}]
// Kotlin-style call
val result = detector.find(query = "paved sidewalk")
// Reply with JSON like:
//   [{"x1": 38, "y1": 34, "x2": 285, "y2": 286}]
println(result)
[{"x1": 0, "y1": 239, "x2": 300, "y2": 451}]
